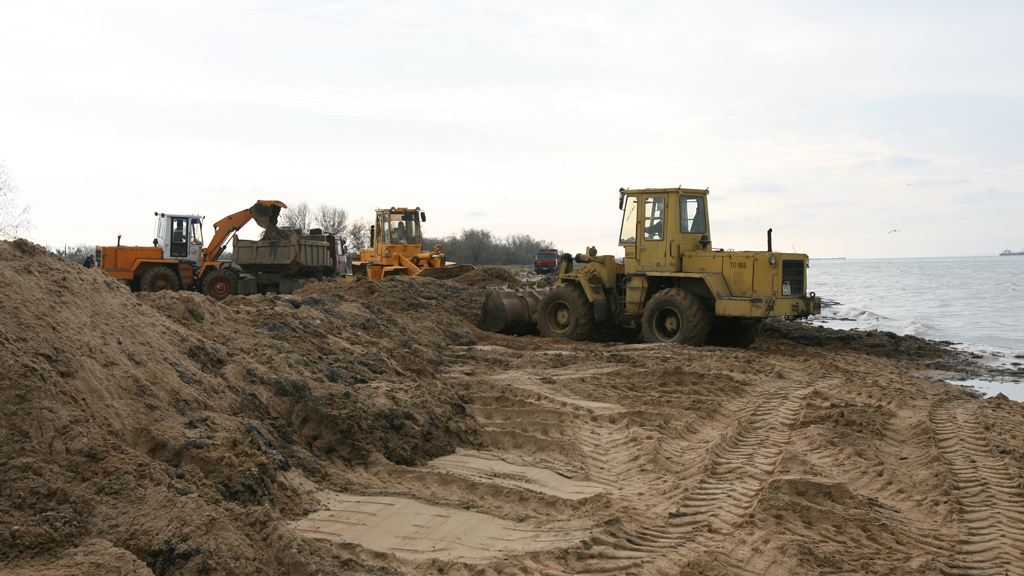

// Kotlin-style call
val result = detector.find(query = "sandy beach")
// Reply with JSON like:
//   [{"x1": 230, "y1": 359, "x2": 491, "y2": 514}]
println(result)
[{"x1": 3, "y1": 238, "x2": 1023, "y2": 576}]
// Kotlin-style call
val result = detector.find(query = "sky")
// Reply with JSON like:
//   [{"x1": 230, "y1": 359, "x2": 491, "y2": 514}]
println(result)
[{"x1": 1, "y1": 0, "x2": 1022, "y2": 259}]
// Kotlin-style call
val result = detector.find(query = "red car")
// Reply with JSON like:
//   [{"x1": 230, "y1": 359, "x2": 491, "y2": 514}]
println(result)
[{"x1": 534, "y1": 249, "x2": 558, "y2": 274}]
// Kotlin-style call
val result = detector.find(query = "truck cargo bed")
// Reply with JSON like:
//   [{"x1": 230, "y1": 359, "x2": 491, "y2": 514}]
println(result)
[{"x1": 232, "y1": 234, "x2": 331, "y2": 273}]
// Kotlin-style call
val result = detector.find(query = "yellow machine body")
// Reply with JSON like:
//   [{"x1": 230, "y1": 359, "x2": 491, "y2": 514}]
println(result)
[
  {"x1": 352, "y1": 207, "x2": 473, "y2": 280},
  {"x1": 480, "y1": 187, "x2": 821, "y2": 347}
]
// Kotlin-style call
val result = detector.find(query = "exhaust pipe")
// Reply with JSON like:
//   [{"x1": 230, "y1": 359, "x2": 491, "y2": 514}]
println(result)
[{"x1": 767, "y1": 228, "x2": 773, "y2": 252}]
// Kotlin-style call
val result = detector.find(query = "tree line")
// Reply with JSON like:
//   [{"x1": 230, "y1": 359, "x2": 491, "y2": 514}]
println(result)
[
  {"x1": 7, "y1": 180, "x2": 550, "y2": 268},
  {"x1": 422, "y1": 229, "x2": 555, "y2": 266},
  {"x1": 279, "y1": 203, "x2": 555, "y2": 266}
]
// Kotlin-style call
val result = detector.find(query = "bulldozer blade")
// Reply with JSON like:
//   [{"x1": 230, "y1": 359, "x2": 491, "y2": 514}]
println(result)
[
  {"x1": 479, "y1": 287, "x2": 547, "y2": 335},
  {"x1": 417, "y1": 264, "x2": 475, "y2": 280}
]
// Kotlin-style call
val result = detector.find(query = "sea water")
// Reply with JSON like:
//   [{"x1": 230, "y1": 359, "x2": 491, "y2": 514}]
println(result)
[{"x1": 806, "y1": 256, "x2": 1024, "y2": 400}]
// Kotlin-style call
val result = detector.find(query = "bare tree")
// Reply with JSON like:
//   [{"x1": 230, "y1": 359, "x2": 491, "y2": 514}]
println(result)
[
  {"x1": 314, "y1": 203, "x2": 348, "y2": 235},
  {"x1": 347, "y1": 217, "x2": 371, "y2": 251},
  {"x1": 0, "y1": 160, "x2": 31, "y2": 240},
  {"x1": 278, "y1": 201, "x2": 311, "y2": 231}
]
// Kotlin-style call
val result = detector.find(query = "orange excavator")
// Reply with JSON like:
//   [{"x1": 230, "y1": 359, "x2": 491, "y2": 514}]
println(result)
[{"x1": 97, "y1": 201, "x2": 344, "y2": 298}]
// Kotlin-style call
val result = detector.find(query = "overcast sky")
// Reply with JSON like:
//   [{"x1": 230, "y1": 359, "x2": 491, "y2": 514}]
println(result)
[{"x1": 2, "y1": 0, "x2": 1022, "y2": 258}]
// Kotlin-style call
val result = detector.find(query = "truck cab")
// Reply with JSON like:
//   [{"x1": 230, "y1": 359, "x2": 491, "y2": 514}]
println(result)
[{"x1": 534, "y1": 249, "x2": 559, "y2": 274}]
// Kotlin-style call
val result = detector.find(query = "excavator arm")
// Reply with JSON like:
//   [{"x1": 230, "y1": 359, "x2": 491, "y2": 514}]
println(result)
[{"x1": 202, "y1": 200, "x2": 287, "y2": 264}]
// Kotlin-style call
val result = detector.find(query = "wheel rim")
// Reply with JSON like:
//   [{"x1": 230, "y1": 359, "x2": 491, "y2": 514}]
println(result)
[
  {"x1": 547, "y1": 302, "x2": 572, "y2": 333},
  {"x1": 653, "y1": 308, "x2": 681, "y2": 341},
  {"x1": 211, "y1": 279, "x2": 230, "y2": 297},
  {"x1": 153, "y1": 278, "x2": 170, "y2": 291}
]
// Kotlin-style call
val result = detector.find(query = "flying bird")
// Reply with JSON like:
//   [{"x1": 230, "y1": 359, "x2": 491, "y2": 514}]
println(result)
[{"x1": 888, "y1": 229, "x2": 902, "y2": 234}]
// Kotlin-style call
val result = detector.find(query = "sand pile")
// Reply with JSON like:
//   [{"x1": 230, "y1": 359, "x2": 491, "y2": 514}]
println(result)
[
  {"x1": 0, "y1": 240, "x2": 481, "y2": 575},
  {"x1": 4, "y1": 239, "x2": 1024, "y2": 576}
]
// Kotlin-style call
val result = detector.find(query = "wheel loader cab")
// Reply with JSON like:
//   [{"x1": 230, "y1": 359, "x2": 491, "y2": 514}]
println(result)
[
  {"x1": 155, "y1": 214, "x2": 204, "y2": 264},
  {"x1": 619, "y1": 188, "x2": 711, "y2": 273}
]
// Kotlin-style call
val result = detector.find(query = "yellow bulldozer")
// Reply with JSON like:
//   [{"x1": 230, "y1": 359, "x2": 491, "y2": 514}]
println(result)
[
  {"x1": 480, "y1": 187, "x2": 821, "y2": 347},
  {"x1": 351, "y1": 206, "x2": 474, "y2": 280}
]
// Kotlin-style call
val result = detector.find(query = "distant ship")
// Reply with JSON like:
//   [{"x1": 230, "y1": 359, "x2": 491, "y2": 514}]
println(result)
[{"x1": 1000, "y1": 248, "x2": 1024, "y2": 256}]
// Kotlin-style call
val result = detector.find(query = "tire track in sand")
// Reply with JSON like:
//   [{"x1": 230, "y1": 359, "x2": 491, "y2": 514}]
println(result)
[
  {"x1": 666, "y1": 384, "x2": 812, "y2": 534},
  {"x1": 930, "y1": 399, "x2": 1024, "y2": 576}
]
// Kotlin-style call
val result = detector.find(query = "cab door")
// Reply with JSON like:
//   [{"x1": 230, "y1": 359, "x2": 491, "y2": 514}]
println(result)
[
  {"x1": 169, "y1": 217, "x2": 189, "y2": 259},
  {"x1": 637, "y1": 194, "x2": 673, "y2": 271}
]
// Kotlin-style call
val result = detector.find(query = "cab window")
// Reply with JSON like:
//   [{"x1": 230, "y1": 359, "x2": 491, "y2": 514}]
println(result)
[
  {"x1": 680, "y1": 196, "x2": 707, "y2": 234},
  {"x1": 190, "y1": 218, "x2": 203, "y2": 245},
  {"x1": 643, "y1": 196, "x2": 665, "y2": 241},
  {"x1": 388, "y1": 213, "x2": 421, "y2": 245},
  {"x1": 619, "y1": 196, "x2": 637, "y2": 244}
]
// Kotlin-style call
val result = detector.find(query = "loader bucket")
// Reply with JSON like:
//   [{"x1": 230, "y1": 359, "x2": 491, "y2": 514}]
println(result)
[
  {"x1": 250, "y1": 202, "x2": 282, "y2": 229},
  {"x1": 479, "y1": 287, "x2": 547, "y2": 334}
]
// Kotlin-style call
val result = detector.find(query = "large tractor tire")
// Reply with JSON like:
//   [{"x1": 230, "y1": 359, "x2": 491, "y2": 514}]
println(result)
[
  {"x1": 641, "y1": 287, "x2": 710, "y2": 346},
  {"x1": 202, "y1": 269, "x2": 238, "y2": 301},
  {"x1": 706, "y1": 318, "x2": 759, "y2": 348},
  {"x1": 537, "y1": 283, "x2": 595, "y2": 341},
  {"x1": 140, "y1": 266, "x2": 180, "y2": 293}
]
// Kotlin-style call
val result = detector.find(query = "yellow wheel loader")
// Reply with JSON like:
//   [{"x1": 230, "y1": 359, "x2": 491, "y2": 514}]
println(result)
[
  {"x1": 352, "y1": 207, "x2": 474, "y2": 280},
  {"x1": 480, "y1": 187, "x2": 821, "y2": 347}
]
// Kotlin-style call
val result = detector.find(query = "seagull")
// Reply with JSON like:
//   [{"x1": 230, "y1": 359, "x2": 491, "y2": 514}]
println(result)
[{"x1": 888, "y1": 229, "x2": 902, "y2": 234}]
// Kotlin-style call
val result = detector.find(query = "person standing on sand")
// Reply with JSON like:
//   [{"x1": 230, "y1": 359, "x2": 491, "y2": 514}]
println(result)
[{"x1": 83, "y1": 254, "x2": 94, "y2": 268}]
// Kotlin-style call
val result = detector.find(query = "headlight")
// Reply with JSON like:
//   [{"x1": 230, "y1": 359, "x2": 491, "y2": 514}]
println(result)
[{"x1": 768, "y1": 255, "x2": 777, "y2": 266}]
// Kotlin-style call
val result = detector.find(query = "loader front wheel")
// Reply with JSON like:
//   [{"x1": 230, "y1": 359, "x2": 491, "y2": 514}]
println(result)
[
  {"x1": 537, "y1": 283, "x2": 595, "y2": 340},
  {"x1": 641, "y1": 288, "x2": 710, "y2": 346},
  {"x1": 140, "y1": 266, "x2": 180, "y2": 293},
  {"x1": 202, "y1": 269, "x2": 238, "y2": 301}
]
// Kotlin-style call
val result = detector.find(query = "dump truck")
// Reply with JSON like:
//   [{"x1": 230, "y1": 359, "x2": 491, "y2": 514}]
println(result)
[
  {"x1": 97, "y1": 201, "x2": 345, "y2": 300},
  {"x1": 351, "y1": 206, "x2": 473, "y2": 280},
  {"x1": 480, "y1": 187, "x2": 821, "y2": 347}
]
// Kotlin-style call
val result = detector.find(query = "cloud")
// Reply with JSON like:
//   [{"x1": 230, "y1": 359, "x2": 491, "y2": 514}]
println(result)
[
  {"x1": 731, "y1": 181, "x2": 790, "y2": 195},
  {"x1": 882, "y1": 155, "x2": 932, "y2": 170},
  {"x1": 953, "y1": 187, "x2": 1023, "y2": 206}
]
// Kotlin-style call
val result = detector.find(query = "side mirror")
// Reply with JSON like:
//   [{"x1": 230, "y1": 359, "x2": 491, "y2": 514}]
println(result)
[
  {"x1": 369, "y1": 224, "x2": 375, "y2": 247},
  {"x1": 421, "y1": 212, "x2": 427, "y2": 222}
]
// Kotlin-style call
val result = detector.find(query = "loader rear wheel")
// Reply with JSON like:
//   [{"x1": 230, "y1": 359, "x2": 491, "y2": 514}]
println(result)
[
  {"x1": 140, "y1": 266, "x2": 180, "y2": 293},
  {"x1": 202, "y1": 269, "x2": 238, "y2": 301},
  {"x1": 641, "y1": 288, "x2": 710, "y2": 346},
  {"x1": 537, "y1": 283, "x2": 594, "y2": 341}
]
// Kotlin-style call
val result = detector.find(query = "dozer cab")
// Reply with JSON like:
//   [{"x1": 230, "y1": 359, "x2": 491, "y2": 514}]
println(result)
[
  {"x1": 481, "y1": 187, "x2": 821, "y2": 347},
  {"x1": 352, "y1": 207, "x2": 474, "y2": 280}
]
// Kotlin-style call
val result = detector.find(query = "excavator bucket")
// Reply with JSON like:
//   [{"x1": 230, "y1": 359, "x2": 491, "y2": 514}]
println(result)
[{"x1": 479, "y1": 287, "x2": 548, "y2": 335}]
